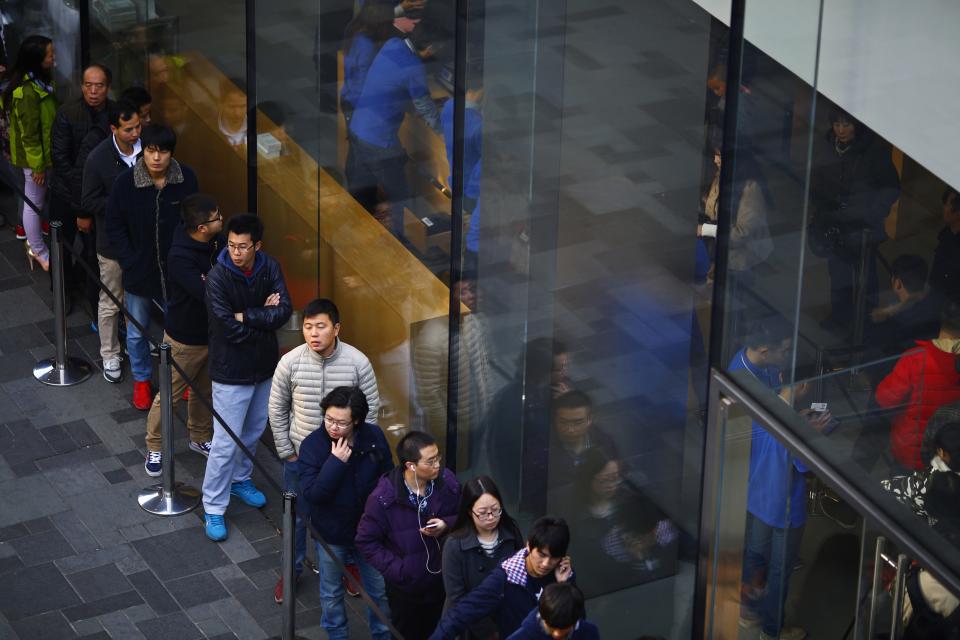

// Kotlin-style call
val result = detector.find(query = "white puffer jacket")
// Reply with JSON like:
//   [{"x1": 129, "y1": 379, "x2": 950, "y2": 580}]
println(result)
[{"x1": 269, "y1": 339, "x2": 380, "y2": 459}]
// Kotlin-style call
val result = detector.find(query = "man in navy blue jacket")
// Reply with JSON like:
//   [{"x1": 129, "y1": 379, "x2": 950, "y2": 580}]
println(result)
[
  {"x1": 347, "y1": 26, "x2": 441, "y2": 238},
  {"x1": 299, "y1": 386, "x2": 393, "y2": 640},
  {"x1": 507, "y1": 583, "x2": 599, "y2": 640},
  {"x1": 141, "y1": 194, "x2": 223, "y2": 477},
  {"x1": 201, "y1": 213, "x2": 292, "y2": 542},
  {"x1": 430, "y1": 517, "x2": 575, "y2": 639}
]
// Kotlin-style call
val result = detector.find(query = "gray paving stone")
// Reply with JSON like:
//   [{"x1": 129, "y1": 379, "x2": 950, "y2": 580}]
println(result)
[
  {"x1": 99, "y1": 609, "x2": 148, "y2": 639},
  {"x1": 0, "y1": 323, "x2": 50, "y2": 354},
  {"x1": 136, "y1": 611, "x2": 204, "y2": 640},
  {"x1": 112, "y1": 407, "x2": 147, "y2": 425},
  {"x1": 23, "y1": 516, "x2": 55, "y2": 533},
  {"x1": 184, "y1": 601, "x2": 221, "y2": 624},
  {"x1": 78, "y1": 633, "x2": 112, "y2": 640},
  {"x1": 62, "y1": 590, "x2": 144, "y2": 622},
  {"x1": 132, "y1": 527, "x2": 232, "y2": 582},
  {"x1": 123, "y1": 603, "x2": 157, "y2": 624},
  {"x1": 0, "y1": 473, "x2": 67, "y2": 527},
  {"x1": 221, "y1": 575, "x2": 256, "y2": 597},
  {"x1": 118, "y1": 449, "x2": 147, "y2": 467},
  {"x1": 211, "y1": 564, "x2": 245, "y2": 581},
  {"x1": 50, "y1": 510, "x2": 101, "y2": 555},
  {"x1": 87, "y1": 414, "x2": 142, "y2": 456},
  {"x1": 248, "y1": 568, "x2": 278, "y2": 591},
  {"x1": 0, "y1": 553, "x2": 24, "y2": 574},
  {"x1": 35, "y1": 443, "x2": 114, "y2": 472},
  {"x1": 55, "y1": 542, "x2": 142, "y2": 575},
  {"x1": 196, "y1": 619, "x2": 234, "y2": 638},
  {"x1": 9, "y1": 528, "x2": 76, "y2": 566},
  {"x1": 212, "y1": 597, "x2": 268, "y2": 640},
  {"x1": 91, "y1": 528, "x2": 126, "y2": 550},
  {"x1": 43, "y1": 462, "x2": 111, "y2": 497},
  {"x1": 66, "y1": 563, "x2": 132, "y2": 602},
  {"x1": 103, "y1": 467, "x2": 133, "y2": 484},
  {"x1": 0, "y1": 562, "x2": 82, "y2": 621},
  {"x1": 165, "y1": 571, "x2": 230, "y2": 610},
  {"x1": 10, "y1": 609, "x2": 77, "y2": 640},
  {"x1": 71, "y1": 483, "x2": 159, "y2": 534},
  {"x1": 127, "y1": 569, "x2": 180, "y2": 616},
  {"x1": 92, "y1": 456, "x2": 123, "y2": 472},
  {"x1": 0, "y1": 522, "x2": 29, "y2": 541},
  {"x1": 216, "y1": 528, "x2": 261, "y2": 564},
  {"x1": 61, "y1": 419, "x2": 102, "y2": 448},
  {"x1": 0, "y1": 418, "x2": 55, "y2": 467},
  {"x1": 70, "y1": 617, "x2": 105, "y2": 637},
  {"x1": 121, "y1": 524, "x2": 153, "y2": 542},
  {"x1": 237, "y1": 552, "x2": 280, "y2": 578},
  {"x1": 0, "y1": 350, "x2": 38, "y2": 383},
  {"x1": 1, "y1": 374, "x2": 130, "y2": 427}
]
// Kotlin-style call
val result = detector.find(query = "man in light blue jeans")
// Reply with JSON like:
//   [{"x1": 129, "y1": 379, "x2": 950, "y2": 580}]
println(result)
[{"x1": 201, "y1": 213, "x2": 291, "y2": 541}]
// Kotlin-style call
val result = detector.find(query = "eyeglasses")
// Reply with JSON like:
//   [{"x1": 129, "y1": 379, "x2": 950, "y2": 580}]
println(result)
[
  {"x1": 82, "y1": 82, "x2": 107, "y2": 90},
  {"x1": 472, "y1": 507, "x2": 502, "y2": 520},
  {"x1": 324, "y1": 415, "x2": 353, "y2": 429},
  {"x1": 228, "y1": 242, "x2": 254, "y2": 253},
  {"x1": 418, "y1": 455, "x2": 442, "y2": 468},
  {"x1": 202, "y1": 212, "x2": 223, "y2": 226}
]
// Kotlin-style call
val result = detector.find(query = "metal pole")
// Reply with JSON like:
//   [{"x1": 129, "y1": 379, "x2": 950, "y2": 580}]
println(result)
[
  {"x1": 33, "y1": 221, "x2": 93, "y2": 386},
  {"x1": 889, "y1": 553, "x2": 909, "y2": 640},
  {"x1": 138, "y1": 344, "x2": 201, "y2": 516},
  {"x1": 272, "y1": 492, "x2": 307, "y2": 640}
]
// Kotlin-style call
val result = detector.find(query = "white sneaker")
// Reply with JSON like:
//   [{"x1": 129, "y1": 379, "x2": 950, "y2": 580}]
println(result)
[
  {"x1": 103, "y1": 357, "x2": 122, "y2": 384},
  {"x1": 144, "y1": 450, "x2": 162, "y2": 477},
  {"x1": 189, "y1": 441, "x2": 212, "y2": 457}
]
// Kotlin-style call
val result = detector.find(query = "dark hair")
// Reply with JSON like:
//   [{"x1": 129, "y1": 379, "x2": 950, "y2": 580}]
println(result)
[
  {"x1": 2, "y1": 35, "x2": 54, "y2": 113},
  {"x1": 941, "y1": 301, "x2": 960, "y2": 336},
  {"x1": 573, "y1": 447, "x2": 618, "y2": 505},
  {"x1": 527, "y1": 516, "x2": 570, "y2": 558},
  {"x1": 226, "y1": 213, "x2": 264, "y2": 243},
  {"x1": 108, "y1": 100, "x2": 140, "y2": 128},
  {"x1": 520, "y1": 337, "x2": 568, "y2": 383},
  {"x1": 553, "y1": 390, "x2": 592, "y2": 414},
  {"x1": 345, "y1": 3, "x2": 396, "y2": 53},
  {"x1": 925, "y1": 471, "x2": 960, "y2": 524},
  {"x1": 321, "y1": 386, "x2": 370, "y2": 424},
  {"x1": 83, "y1": 63, "x2": 113, "y2": 87},
  {"x1": 120, "y1": 85, "x2": 152, "y2": 110},
  {"x1": 181, "y1": 194, "x2": 219, "y2": 230},
  {"x1": 935, "y1": 423, "x2": 960, "y2": 472},
  {"x1": 828, "y1": 105, "x2": 856, "y2": 127},
  {"x1": 220, "y1": 76, "x2": 246, "y2": 98},
  {"x1": 890, "y1": 255, "x2": 928, "y2": 293},
  {"x1": 396, "y1": 431, "x2": 437, "y2": 466},
  {"x1": 743, "y1": 317, "x2": 792, "y2": 350},
  {"x1": 943, "y1": 187, "x2": 960, "y2": 214},
  {"x1": 450, "y1": 476, "x2": 524, "y2": 543},
  {"x1": 538, "y1": 583, "x2": 585, "y2": 629},
  {"x1": 303, "y1": 298, "x2": 340, "y2": 325},
  {"x1": 257, "y1": 100, "x2": 287, "y2": 128},
  {"x1": 140, "y1": 123, "x2": 177, "y2": 153}
]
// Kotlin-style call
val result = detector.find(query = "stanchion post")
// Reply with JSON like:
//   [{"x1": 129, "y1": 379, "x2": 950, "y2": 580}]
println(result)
[
  {"x1": 272, "y1": 492, "x2": 307, "y2": 640},
  {"x1": 137, "y1": 344, "x2": 201, "y2": 516},
  {"x1": 33, "y1": 220, "x2": 93, "y2": 386}
]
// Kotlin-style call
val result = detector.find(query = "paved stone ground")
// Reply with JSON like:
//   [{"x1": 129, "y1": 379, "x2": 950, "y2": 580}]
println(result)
[{"x1": 0, "y1": 230, "x2": 373, "y2": 639}]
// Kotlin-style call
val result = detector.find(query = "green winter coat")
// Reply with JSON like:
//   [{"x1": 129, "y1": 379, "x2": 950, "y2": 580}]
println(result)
[{"x1": 8, "y1": 75, "x2": 57, "y2": 172}]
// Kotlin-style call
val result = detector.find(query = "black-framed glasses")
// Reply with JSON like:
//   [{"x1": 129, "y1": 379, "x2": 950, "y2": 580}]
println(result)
[
  {"x1": 202, "y1": 212, "x2": 223, "y2": 225},
  {"x1": 472, "y1": 507, "x2": 503, "y2": 520}
]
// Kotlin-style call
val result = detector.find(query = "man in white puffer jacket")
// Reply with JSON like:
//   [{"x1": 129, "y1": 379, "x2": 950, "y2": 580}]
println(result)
[{"x1": 269, "y1": 298, "x2": 380, "y2": 602}]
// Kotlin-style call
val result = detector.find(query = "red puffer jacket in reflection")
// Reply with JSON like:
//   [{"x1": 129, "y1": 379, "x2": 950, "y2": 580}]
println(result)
[{"x1": 876, "y1": 340, "x2": 960, "y2": 470}]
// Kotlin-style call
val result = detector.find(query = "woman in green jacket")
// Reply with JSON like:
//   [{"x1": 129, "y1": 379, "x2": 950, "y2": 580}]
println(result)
[{"x1": 2, "y1": 35, "x2": 56, "y2": 271}]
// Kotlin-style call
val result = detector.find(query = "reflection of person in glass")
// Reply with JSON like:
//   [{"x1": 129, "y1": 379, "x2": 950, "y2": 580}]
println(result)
[
  {"x1": 928, "y1": 187, "x2": 960, "y2": 304},
  {"x1": 883, "y1": 421, "x2": 960, "y2": 523},
  {"x1": 549, "y1": 391, "x2": 615, "y2": 471},
  {"x1": 810, "y1": 107, "x2": 900, "y2": 335},
  {"x1": 729, "y1": 319, "x2": 832, "y2": 640},
  {"x1": 218, "y1": 78, "x2": 247, "y2": 147},
  {"x1": 341, "y1": 3, "x2": 396, "y2": 123},
  {"x1": 442, "y1": 72, "x2": 483, "y2": 257},
  {"x1": 347, "y1": 25, "x2": 442, "y2": 238}
]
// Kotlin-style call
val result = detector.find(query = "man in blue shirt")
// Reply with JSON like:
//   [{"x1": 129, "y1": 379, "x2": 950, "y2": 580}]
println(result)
[
  {"x1": 441, "y1": 74, "x2": 483, "y2": 258},
  {"x1": 728, "y1": 319, "x2": 829, "y2": 640},
  {"x1": 348, "y1": 26, "x2": 441, "y2": 239}
]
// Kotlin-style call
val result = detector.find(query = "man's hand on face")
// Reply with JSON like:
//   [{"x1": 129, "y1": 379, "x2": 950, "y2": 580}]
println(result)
[{"x1": 555, "y1": 556, "x2": 573, "y2": 582}]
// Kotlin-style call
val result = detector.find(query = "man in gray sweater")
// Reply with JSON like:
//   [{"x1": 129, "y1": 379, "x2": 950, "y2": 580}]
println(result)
[{"x1": 269, "y1": 298, "x2": 380, "y2": 603}]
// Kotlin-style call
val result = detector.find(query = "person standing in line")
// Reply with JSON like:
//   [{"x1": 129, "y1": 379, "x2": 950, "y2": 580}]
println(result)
[
  {"x1": 3, "y1": 35, "x2": 55, "y2": 271},
  {"x1": 355, "y1": 431, "x2": 461, "y2": 640},
  {"x1": 269, "y1": 297, "x2": 380, "y2": 603},
  {"x1": 80, "y1": 99, "x2": 142, "y2": 383},
  {"x1": 202, "y1": 213, "x2": 292, "y2": 542},
  {"x1": 106, "y1": 124, "x2": 198, "y2": 410},
  {"x1": 507, "y1": 583, "x2": 600, "y2": 640},
  {"x1": 142, "y1": 194, "x2": 223, "y2": 476},
  {"x1": 298, "y1": 386, "x2": 394, "y2": 640}
]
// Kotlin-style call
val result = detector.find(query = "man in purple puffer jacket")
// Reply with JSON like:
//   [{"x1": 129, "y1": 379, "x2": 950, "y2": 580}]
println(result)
[{"x1": 355, "y1": 431, "x2": 461, "y2": 640}]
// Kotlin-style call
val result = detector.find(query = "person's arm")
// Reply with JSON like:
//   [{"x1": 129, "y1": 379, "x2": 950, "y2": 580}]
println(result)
[
  {"x1": 16, "y1": 90, "x2": 46, "y2": 173},
  {"x1": 301, "y1": 445, "x2": 351, "y2": 504},
  {"x1": 875, "y1": 354, "x2": 915, "y2": 408},
  {"x1": 429, "y1": 569, "x2": 506, "y2": 640},
  {"x1": 73, "y1": 128, "x2": 104, "y2": 213},
  {"x1": 441, "y1": 539, "x2": 469, "y2": 604},
  {"x1": 80, "y1": 149, "x2": 107, "y2": 220},
  {"x1": 354, "y1": 495, "x2": 409, "y2": 586},
  {"x1": 205, "y1": 268, "x2": 259, "y2": 344},
  {"x1": 408, "y1": 64, "x2": 441, "y2": 133},
  {"x1": 50, "y1": 109, "x2": 74, "y2": 180},
  {"x1": 242, "y1": 260, "x2": 293, "y2": 331},
  {"x1": 268, "y1": 357, "x2": 296, "y2": 460},
  {"x1": 357, "y1": 357, "x2": 380, "y2": 424},
  {"x1": 105, "y1": 181, "x2": 136, "y2": 270},
  {"x1": 166, "y1": 249, "x2": 207, "y2": 303}
]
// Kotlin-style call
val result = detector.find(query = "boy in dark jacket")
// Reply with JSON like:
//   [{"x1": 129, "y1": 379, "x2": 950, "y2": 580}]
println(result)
[
  {"x1": 430, "y1": 516, "x2": 575, "y2": 640},
  {"x1": 299, "y1": 386, "x2": 393, "y2": 640},
  {"x1": 355, "y1": 431, "x2": 461, "y2": 640},
  {"x1": 507, "y1": 583, "x2": 599, "y2": 640},
  {"x1": 201, "y1": 214, "x2": 292, "y2": 542},
  {"x1": 105, "y1": 124, "x2": 198, "y2": 410},
  {"x1": 142, "y1": 194, "x2": 223, "y2": 477}
]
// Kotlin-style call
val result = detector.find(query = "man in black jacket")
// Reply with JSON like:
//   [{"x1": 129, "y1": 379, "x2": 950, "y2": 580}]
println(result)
[
  {"x1": 50, "y1": 63, "x2": 113, "y2": 315},
  {"x1": 106, "y1": 124, "x2": 199, "y2": 410},
  {"x1": 201, "y1": 213, "x2": 292, "y2": 542},
  {"x1": 142, "y1": 194, "x2": 223, "y2": 477},
  {"x1": 929, "y1": 188, "x2": 960, "y2": 304},
  {"x1": 81, "y1": 100, "x2": 142, "y2": 384}
]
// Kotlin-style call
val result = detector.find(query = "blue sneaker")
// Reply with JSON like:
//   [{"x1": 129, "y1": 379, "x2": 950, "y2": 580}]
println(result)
[
  {"x1": 230, "y1": 479, "x2": 266, "y2": 508},
  {"x1": 205, "y1": 514, "x2": 227, "y2": 541}
]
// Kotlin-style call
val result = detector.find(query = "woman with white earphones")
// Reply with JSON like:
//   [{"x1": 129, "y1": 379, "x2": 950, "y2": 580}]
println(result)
[{"x1": 355, "y1": 431, "x2": 461, "y2": 640}]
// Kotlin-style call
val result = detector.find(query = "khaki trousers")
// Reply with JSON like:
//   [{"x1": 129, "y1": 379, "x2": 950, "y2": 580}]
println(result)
[
  {"x1": 145, "y1": 333, "x2": 213, "y2": 451},
  {"x1": 96, "y1": 254, "x2": 124, "y2": 362}
]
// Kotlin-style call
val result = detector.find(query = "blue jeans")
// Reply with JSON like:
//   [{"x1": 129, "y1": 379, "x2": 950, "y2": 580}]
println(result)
[
  {"x1": 741, "y1": 513, "x2": 804, "y2": 636},
  {"x1": 316, "y1": 542, "x2": 391, "y2": 640},
  {"x1": 283, "y1": 459, "x2": 307, "y2": 575},
  {"x1": 124, "y1": 291, "x2": 161, "y2": 382},
  {"x1": 349, "y1": 138, "x2": 410, "y2": 239},
  {"x1": 202, "y1": 380, "x2": 272, "y2": 515}
]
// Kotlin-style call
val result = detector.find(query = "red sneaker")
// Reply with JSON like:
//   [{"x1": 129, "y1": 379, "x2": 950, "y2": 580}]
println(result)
[
  {"x1": 41, "y1": 221, "x2": 50, "y2": 236},
  {"x1": 343, "y1": 564, "x2": 361, "y2": 597},
  {"x1": 14, "y1": 224, "x2": 26, "y2": 240},
  {"x1": 182, "y1": 388, "x2": 190, "y2": 400},
  {"x1": 133, "y1": 381, "x2": 152, "y2": 410}
]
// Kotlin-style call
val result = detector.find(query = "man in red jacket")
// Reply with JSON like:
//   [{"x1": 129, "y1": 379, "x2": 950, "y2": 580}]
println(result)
[{"x1": 876, "y1": 302, "x2": 960, "y2": 471}]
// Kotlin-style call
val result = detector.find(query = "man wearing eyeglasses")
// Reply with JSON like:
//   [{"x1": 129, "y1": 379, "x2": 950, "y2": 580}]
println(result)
[
  {"x1": 141, "y1": 194, "x2": 224, "y2": 477},
  {"x1": 268, "y1": 297, "x2": 380, "y2": 603},
  {"x1": 201, "y1": 213, "x2": 291, "y2": 542},
  {"x1": 50, "y1": 63, "x2": 114, "y2": 317}
]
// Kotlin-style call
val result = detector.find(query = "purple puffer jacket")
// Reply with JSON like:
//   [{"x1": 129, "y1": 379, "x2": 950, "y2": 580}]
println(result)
[{"x1": 355, "y1": 467, "x2": 461, "y2": 600}]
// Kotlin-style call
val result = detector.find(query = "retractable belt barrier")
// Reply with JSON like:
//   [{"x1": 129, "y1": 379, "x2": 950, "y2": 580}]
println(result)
[{"x1": 57, "y1": 239, "x2": 402, "y2": 639}]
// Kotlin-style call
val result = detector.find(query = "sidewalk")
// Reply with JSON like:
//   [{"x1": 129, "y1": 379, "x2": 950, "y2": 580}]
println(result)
[{"x1": 0, "y1": 231, "x2": 372, "y2": 639}]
